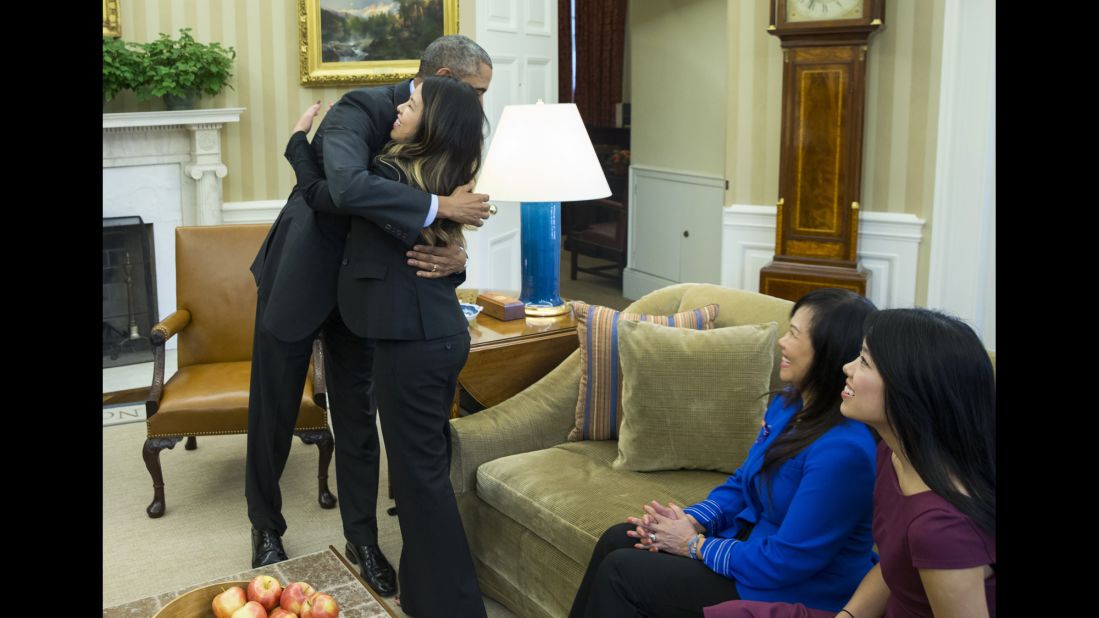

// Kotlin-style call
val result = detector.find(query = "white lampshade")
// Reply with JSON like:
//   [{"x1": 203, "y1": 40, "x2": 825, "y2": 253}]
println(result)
[{"x1": 474, "y1": 102, "x2": 611, "y2": 202}]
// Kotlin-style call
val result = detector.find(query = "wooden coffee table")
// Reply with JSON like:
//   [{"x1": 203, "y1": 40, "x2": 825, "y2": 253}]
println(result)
[
  {"x1": 102, "y1": 546, "x2": 395, "y2": 617},
  {"x1": 453, "y1": 289, "x2": 579, "y2": 415}
]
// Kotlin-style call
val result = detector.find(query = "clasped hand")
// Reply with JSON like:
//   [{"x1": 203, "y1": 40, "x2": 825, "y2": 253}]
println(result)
[{"x1": 625, "y1": 500, "x2": 702, "y2": 557}]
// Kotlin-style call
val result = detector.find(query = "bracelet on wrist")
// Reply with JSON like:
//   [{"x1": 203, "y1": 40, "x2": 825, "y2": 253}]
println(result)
[
  {"x1": 838, "y1": 609, "x2": 856, "y2": 618},
  {"x1": 687, "y1": 533, "x2": 704, "y2": 560}
]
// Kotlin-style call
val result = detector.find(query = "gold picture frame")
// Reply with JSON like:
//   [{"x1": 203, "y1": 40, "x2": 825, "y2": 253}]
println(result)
[
  {"x1": 298, "y1": 0, "x2": 459, "y2": 87},
  {"x1": 103, "y1": 0, "x2": 120, "y2": 37}
]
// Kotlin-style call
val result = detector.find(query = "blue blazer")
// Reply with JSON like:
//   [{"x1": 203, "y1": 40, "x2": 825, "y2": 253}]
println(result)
[{"x1": 683, "y1": 392, "x2": 878, "y2": 611}]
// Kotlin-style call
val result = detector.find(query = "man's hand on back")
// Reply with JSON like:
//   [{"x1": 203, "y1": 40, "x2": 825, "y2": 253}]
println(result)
[{"x1": 438, "y1": 181, "x2": 491, "y2": 226}]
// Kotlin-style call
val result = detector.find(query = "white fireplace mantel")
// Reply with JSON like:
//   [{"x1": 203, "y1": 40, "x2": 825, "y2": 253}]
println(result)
[
  {"x1": 102, "y1": 108, "x2": 246, "y2": 130},
  {"x1": 103, "y1": 107, "x2": 244, "y2": 349}
]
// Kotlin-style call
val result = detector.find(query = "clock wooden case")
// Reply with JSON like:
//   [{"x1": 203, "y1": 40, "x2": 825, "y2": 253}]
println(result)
[{"x1": 759, "y1": 0, "x2": 884, "y2": 302}]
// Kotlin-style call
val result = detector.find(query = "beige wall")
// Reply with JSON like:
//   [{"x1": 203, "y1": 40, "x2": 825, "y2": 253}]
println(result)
[
  {"x1": 106, "y1": 0, "x2": 945, "y2": 302},
  {"x1": 724, "y1": 0, "x2": 945, "y2": 304},
  {"x1": 628, "y1": 0, "x2": 727, "y2": 177},
  {"x1": 105, "y1": 0, "x2": 474, "y2": 205}
]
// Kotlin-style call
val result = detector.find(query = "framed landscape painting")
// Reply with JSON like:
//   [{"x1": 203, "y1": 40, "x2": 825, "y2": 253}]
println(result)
[
  {"x1": 299, "y1": 0, "x2": 459, "y2": 86},
  {"x1": 103, "y1": 0, "x2": 120, "y2": 37}
]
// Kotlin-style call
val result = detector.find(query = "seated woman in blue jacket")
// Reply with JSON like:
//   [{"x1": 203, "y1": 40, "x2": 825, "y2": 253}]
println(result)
[{"x1": 569, "y1": 288, "x2": 880, "y2": 618}]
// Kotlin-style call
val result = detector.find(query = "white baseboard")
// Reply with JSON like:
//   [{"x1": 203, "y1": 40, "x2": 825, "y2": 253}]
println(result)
[
  {"x1": 721, "y1": 205, "x2": 925, "y2": 309},
  {"x1": 221, "y1": 200, "x2": 284, "y2": 224}
]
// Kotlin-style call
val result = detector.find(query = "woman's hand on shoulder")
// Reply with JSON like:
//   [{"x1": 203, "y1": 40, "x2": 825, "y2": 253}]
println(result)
[{"x1": 293, "y1": 100, "x2": 330, "y2": 135}]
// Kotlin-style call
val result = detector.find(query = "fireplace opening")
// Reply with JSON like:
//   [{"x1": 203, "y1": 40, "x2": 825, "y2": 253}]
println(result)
[{"x1": 103, "y1": 216, "x2": 158, "y2": 368}]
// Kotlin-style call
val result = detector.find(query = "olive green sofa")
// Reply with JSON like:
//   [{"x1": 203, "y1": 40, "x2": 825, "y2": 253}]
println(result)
[{"x1": 448, "y1": 283, "x2": 795, "y2": 618}]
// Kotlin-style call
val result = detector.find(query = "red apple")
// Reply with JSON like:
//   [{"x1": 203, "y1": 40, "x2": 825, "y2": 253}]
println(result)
[
  {"x1": 301, "y1": 591, "x2": 339, "y2": 618},
  {"x1": 247, "y1": 575, "x2": 283, "y2": 611},
  {"x1": 212, "y1": 586, "x2": 248, "y2": 618},
  {"x1": 231, "y1": 600, "x2": 269, "y2": 618},
  {"x1": 269, "y1": 609, "x2": 298, "y2": 618},
  {"x1": 279, "y1": 582, "x2": 316, "y2": 615}
]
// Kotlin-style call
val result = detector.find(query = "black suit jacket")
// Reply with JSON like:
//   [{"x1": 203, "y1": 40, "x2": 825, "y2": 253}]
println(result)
[
  {"x1": 250, "y1": 82, "x2": 432, "y2": 342},
  {"x1": 286, "y1": 132, "x2": 468, "y2": 342}
]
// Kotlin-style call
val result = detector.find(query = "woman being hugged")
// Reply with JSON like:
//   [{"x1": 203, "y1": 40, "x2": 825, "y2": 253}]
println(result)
[
  {"x1": 569, "y1": 289, "x2": 880, "y2": 617},
  {"x1": 707, "y1": 308, "x2": 996, "y2": 618},
  {"x1": 287, "y1": 76, "x2": 491, "y2": 617}
]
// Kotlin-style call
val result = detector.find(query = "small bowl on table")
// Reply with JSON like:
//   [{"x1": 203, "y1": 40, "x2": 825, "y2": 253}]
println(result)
[{"x1": 459, "y1": 302, "x2": 483, "y2": 325}]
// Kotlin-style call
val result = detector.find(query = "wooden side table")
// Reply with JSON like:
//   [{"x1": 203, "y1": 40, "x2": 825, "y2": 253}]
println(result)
[{"x1": 452, "y1": 289, "x2": 579, "y2": 416}]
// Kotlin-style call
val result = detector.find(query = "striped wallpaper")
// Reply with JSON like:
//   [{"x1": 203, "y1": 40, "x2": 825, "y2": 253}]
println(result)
[
  {"x1": 721, "y1": 0, "x2": 945, "y2": 303},
  {"x1": 107, "y1": 0, "x2": 943, "y2": 212},
  {"x1": 104, "y1": 0, "x2": 421, "y2": 204},
  {"x1": 725, "y1": 0, "x2": 945, "y2": 219},
  {"x1": 105, "y1": 0, "x2": 947, "y2": 302}
]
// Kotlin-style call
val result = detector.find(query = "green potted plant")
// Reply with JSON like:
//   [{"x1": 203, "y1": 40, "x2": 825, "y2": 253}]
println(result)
[
  {"x1": 136, "y1": 27, "x2": 236, "y2": 110},
  {"x1": 102, "y1": 36, "x2": 143, "y2": 103}
]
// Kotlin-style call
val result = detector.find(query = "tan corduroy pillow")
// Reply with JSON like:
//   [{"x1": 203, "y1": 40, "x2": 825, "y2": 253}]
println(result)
[{"x1": 613, "y1": 320, "x2": 777, "y2": 474}]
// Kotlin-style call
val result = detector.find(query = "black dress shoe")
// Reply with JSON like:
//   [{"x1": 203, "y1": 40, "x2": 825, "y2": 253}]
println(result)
[
  {"x1": 345, "y1": 542, "x2": 397, "y2": 597},
  {"x1": 251, "y1": 528, "x2": 288, "y2": 568}
]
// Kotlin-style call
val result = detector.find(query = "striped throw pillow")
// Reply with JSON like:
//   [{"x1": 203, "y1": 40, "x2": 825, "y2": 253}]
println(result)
[{"x1": 568, "y1": 301, "x2": 720, "y2": 441}]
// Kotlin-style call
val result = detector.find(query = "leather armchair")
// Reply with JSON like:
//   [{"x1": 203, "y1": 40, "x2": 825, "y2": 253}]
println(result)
[{"x1": 142, "y1": 224, "x2": 336, "y2": 518}]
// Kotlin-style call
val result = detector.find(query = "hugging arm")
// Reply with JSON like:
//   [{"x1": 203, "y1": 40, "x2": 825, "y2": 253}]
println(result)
[{"x1": 284, "y1": 109, "x2": 466, "y2": 279}]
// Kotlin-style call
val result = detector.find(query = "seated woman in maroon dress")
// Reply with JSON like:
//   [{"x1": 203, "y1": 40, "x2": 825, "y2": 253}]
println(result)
[{"x1": 705, "y1": 308, "x2": 996, "y2": 618}]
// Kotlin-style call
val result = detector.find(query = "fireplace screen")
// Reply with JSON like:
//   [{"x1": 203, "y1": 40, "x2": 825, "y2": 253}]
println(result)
[{"x1": 103, "y1": 217, "x2": 158, "y2": 368}]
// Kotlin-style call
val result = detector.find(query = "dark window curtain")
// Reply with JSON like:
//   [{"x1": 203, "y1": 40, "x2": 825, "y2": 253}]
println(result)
[
  {"x1": 558, "y1": 0, "x2": 572, "y2": 105},
  {"x1": 558, "y1": 0, "x2": 627, "y2": 127}
]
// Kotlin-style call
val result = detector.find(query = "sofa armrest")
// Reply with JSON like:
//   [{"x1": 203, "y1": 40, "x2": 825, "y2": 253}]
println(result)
[{"x1": 450, "y1": 349, "x2": 582, "y2": 496}]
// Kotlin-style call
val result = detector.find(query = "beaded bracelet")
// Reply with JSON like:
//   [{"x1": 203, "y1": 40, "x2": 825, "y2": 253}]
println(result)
[{"x1": 687, "y1": 533, "x2": 703, "y2": 560}]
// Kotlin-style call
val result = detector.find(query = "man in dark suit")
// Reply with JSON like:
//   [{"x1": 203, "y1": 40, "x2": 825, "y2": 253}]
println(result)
[{"x1": 245, "y1": 35, "x2": 493, "y2": 600}]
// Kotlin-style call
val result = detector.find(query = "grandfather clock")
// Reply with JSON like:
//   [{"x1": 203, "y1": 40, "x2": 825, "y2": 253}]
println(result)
[{"x1": 759, "y1": 0, "x2": 884, "y2": 301}]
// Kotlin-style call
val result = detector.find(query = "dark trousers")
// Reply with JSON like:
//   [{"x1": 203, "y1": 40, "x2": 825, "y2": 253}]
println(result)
[
  {"x1": 569, "y1": 523, "x2": 741, "y2": 618},
  {"x1": 373, "y1": 331, "x2": 486, "y2": 618},
  {"x1": 245, "y1": 300, "x2": 382, "y2": 547}
]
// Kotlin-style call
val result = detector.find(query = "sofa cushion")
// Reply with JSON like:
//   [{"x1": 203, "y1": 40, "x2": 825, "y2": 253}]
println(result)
[
  {"x1": 569, "y1": 302, "x2": 720, "y2": 442},
  {"x1": 476, "y1": 441, "x2": 727, "y2": 566},
  {"x1": 612, "y1": 320, "x2": 777, "y2": 474}
]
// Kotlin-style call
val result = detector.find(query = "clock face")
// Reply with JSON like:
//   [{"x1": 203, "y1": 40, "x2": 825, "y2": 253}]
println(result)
[{"x1": 786, "y1": 0, "x2": 865, "y2": 23}]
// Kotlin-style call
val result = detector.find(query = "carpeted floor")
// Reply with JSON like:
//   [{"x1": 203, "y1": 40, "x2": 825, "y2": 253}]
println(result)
[
  {"x1": 558, "y1": 252, "x2": 631, "y2": 311},
  {"x1": 102, "y1": 419, "x2": 516, "y2": 617}
]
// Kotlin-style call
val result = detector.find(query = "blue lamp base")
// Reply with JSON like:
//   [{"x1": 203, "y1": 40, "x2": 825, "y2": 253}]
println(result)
[{"x1": 519, "y1": 201, "x2": 569, "y2": 316}]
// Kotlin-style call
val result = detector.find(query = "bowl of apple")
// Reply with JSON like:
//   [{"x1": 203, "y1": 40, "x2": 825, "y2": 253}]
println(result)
[{"x1": 153, "y1": 575, "x2": 340, "y2": 618}]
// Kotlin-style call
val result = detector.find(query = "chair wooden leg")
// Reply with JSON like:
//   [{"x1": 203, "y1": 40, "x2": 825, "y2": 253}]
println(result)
[
  {"x1": 142, "y1": 437, "x2": 183, "y2": 518},
  {"x1": 296, "y1": 429, "x2": 338, "y2": 509},
  {"x1": 185, "y1": 436, "x2": 197, "y2": 450}
]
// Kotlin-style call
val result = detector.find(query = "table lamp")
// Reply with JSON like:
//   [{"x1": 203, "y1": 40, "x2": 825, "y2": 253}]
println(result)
[{"x1": 474, "y1": 101, "x2": 611, "y2": 316}]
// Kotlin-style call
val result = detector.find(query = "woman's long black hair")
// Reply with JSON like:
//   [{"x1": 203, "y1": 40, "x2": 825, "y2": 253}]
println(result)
[
  {"x1": 375, "y1": 75, "x2": 487, "y2": 247},
  {"x1": 864, "y1": 308, "x2": 996, "y2": 535},
  {"x1": 760, "y1": 288, "x2": 878, "y2": 482}
]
